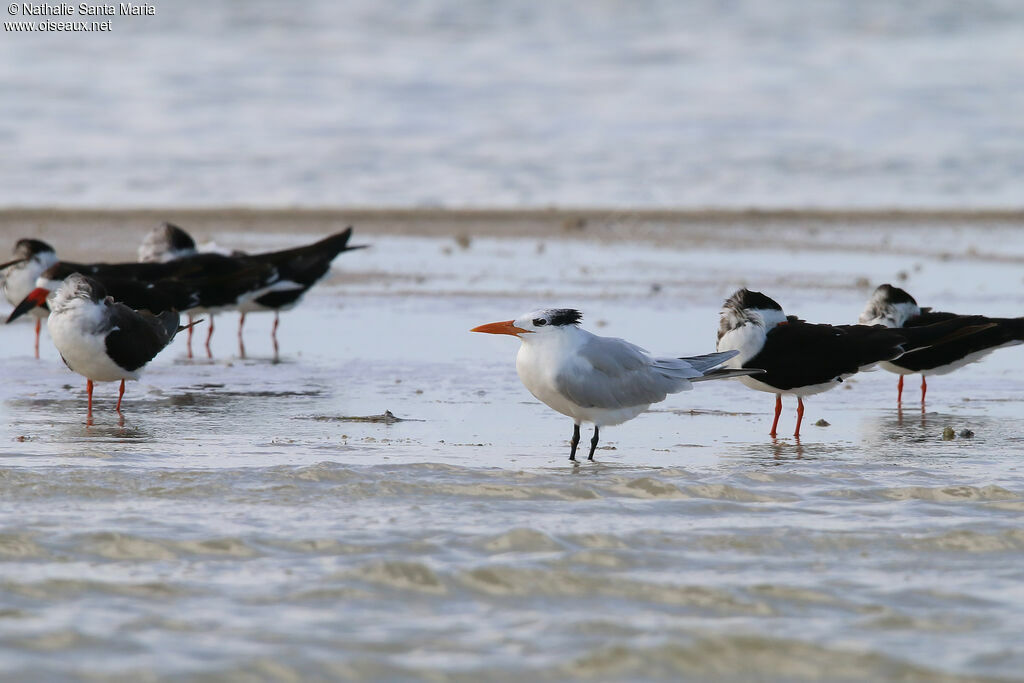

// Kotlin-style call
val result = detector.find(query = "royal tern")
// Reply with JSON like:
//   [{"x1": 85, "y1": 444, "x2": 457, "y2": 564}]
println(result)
[
  {"x1": 1, "y1": 239, "x2": 58, "y2": 358},
  {"x1": 859, "y1": 284, "x2": 1023, "y2": 403},
  {"x1": 46, "y1": 274, "x2": 196, "y2": 418},
  {"x1": 472, "y1": 308, "x2": 759, "y2": 461}
]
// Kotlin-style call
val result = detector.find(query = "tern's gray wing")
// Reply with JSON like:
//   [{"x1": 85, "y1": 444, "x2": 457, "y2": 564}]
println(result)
[
  {"x1": 678, "y1": 350, "x2": 739, "y2": 373},
  {"x1": 555, "y1": 335, "x2": 702, "y2": 410}
]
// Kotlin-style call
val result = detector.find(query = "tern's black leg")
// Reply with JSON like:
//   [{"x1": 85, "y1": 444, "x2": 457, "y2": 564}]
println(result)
[
  {"x1": 588, "y1": 426, "x2": 600, "y2": 461},
  {"x1": 569, "y1": 423, "x2": 581, "y2": 461}
]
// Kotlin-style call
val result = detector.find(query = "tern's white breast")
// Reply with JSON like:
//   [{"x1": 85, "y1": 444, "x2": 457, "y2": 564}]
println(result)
[
  {"x1": 48, "y1": 301, "x2": 139, "y2": 383},
  {"x1": 515, "y1": 334, "x2": 649, "y2": 426}
]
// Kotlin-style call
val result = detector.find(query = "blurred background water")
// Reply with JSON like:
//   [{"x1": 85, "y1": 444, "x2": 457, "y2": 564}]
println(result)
[{"x1": 2, "y1": 0, "x2": 1023, "y2": 208}]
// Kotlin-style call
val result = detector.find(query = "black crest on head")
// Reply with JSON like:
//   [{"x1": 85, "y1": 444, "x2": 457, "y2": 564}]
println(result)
[
  {"x1": 15, "y1": 238, "x2": 56, "y2": 257},
  {"x1": 724, "y1": 288, "x2": 783, "y2": 312},
  {"x1": 874, "y1": 284, "x2": 917, "y2": 306},
  {"x1": 163, "y1": 223, "x2": 197, "y2": 251},
  {"x1": 536, "y1": 309, "x2": 582, "y2": 327}
]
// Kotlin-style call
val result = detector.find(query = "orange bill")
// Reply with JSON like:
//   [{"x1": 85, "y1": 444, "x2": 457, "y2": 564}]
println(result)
[{"x1": 470, "y1": 320, "x2": 532, "y2": 335}]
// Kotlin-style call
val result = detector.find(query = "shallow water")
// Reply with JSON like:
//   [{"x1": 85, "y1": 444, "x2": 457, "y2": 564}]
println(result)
[
  {"x1": 3, "y1": 0, "x2": 1024, "y2": 208},
  {"x1": 2, "y1": 226, "x2": 1024, "y2": 680}
]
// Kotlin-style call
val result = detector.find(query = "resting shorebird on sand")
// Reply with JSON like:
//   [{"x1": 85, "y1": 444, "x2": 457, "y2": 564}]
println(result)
[
  {"x1": 716, "y1": 288, "x2": 991, "y2": 437},
  {"x1": 137, "y1": 224, "x2": 367, "y2": 357},
  {"x1": 1, "y1": 238, "x2": 59, "y2": 358},
  {"x1": 472, "y1": 308, "x2": 759, "y2": 461},
  {"x1": 859, "y1": 284, "x2": 1023, "y2": 404},
  {"x1": 46, "y1": 274, "x2": 197, "y2": 420}
]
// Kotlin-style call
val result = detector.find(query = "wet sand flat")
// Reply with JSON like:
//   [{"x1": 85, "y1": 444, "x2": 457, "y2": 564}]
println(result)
[{"x1": 1, "y1": 210, "x2": 1023, "y2": 680}]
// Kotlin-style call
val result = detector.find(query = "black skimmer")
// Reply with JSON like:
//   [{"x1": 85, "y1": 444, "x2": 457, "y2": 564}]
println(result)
[
  {"x1": 137, "y1": 222, "x2": 199, "y2": 263},
  {"x1": 138, "y1": 222, "x2": 246, "y2": 356},
  {"x1": 235, "y1": 228, "x2": 367, "y2": 356},
  {"x1": 138, "y1": 222, "x2": 245, "y2": 263},
  {"x1": 8, "y1": 267, "x2": 198, "y2": 323},
  {"x1": 715, "y1": 289, "x2": 982, "y2": 437},
  {"x1": 7, "y1": 261, "x2": 280, "y2": 360},
  {"x1": 136, "y1": 224, "x2": 366, "y2": 356},
  {"x1": 858, "y1": 284, "x2": 1024, "y2": 403},
  {"x1": 1, "y1": 239, "x2": 58, "y2": 358},
  {"x1": 472, "y1": 308, "x2": 760, "y2": 461},
  {"x1": 46, "y1": 274, "x2": 196, "y2": 419}
]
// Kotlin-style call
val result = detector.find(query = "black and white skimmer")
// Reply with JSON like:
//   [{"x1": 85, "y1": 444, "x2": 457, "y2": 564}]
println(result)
[
  {"x1": 138, "y1": 222, "x2": 244, "y2": 263},
  {"x1": 137, "y1": 222, "x2": 200, "y2": 263},
  {"x1": 8, "y1": 268, "x2": 198, "y2": 324},
  {"x1": 7, "y1": 253, "x2": 286, "y2": 358},
  {"x1": 137, "y1": 224, "x2": 366, "y2": 356},
  {"x1": 46, "y1": 274, "x2": 195, "y2": 419},
  {"x1": 715, "y1": 289, "x2": 980, "y2": 437},
  {"x1": 472, "y1": 308, "x2": 760, "y2": 461},
  {"x1": 858, "y1": 284, "x2": 1023, "y2": 403},
  {"x1": 1, "y1": 239, "x2": 58, "y2": 358},
  {"x1": 236, "y1": 228, "x2": 367, "y2": 356}
]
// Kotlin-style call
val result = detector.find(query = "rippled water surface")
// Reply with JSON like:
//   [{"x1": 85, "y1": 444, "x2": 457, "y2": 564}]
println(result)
[{"x1": 2, "y1": 221, "x2": 1024, "y2": 680}]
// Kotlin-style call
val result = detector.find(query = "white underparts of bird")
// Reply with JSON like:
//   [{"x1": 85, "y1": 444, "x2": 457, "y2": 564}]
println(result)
[
  {"x1": 858, "y1": 283, "x2": 1024, "y2": 404},
  {"x1": 715, "y1": 288, "x2": 984, "y2": 438},
  {"x1": 1, "y1": 238, "x2": 58, "y2": 358},
  {"x1": 472, "y1": 308, "x2": 761, "y2": 461},
  {"x1": 47, "y1": 273, "x2": 197, "y2": 418}
]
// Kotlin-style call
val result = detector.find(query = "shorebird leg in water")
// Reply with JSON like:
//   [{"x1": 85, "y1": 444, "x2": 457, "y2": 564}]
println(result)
[
  {"x1": 238, "y1": 312, "x2": 246, "y2": 358},
  {"x1": 186, "y1": 314, "x2": 194, "y2": 359},
  {"x1": 921, "y1": 376, "x2": 927, "y2": 404},
  {"x1": 34, "y1": 318, "x2": 40, "y2": 359},
  {"x1": 116, "y1": 380, "x2": 125, "y2": 413},
  {"x1": 588, "y1": 426, "x2": 600, "y2": 461},
  {"x1": 569, "y1": 423, "x2": 581, "y2": 461},
  {"x1": 770, "y1": 394, "x2": 782, "y2": 437},
  {"x1": 897, "y1": 375, "x2": 904, "y2": 403},
  {"x1": 205, "y1": 314, "x2": 215, "y2": 358},
  {"x1": 272, "y1": 312, "x2": 280, "y2": 357},
  {"x1": 794, "y1": 397, "x2": 805, "y2": 437}
]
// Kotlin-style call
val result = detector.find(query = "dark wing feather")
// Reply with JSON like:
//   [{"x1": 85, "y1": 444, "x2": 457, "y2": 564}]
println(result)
[
  {"x1": 104, "y1": 304, "x2": 180, "y2": 372},
  {"x1": 893, "y1": 312, "x2": 1024, "y2": 372},
  {"x1": 746, "y1": 321, "x2": 907, "y2": 390},
  {"x1": 174, "y1": 262, "x2": 279, "y2": 309},
  {"x1": 247, "y1": 229, "x2": 361, "y2": 308}
]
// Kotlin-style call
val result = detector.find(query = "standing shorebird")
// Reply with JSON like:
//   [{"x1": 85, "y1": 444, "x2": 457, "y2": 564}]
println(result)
[
  {"x1": 859, "y1": 284, "x2": 1023, "y2": 404},
  {"x1": 47, "y1": 274, "x2": 195, "y2": 420},
  {"x1": 1, "y1": 239, "x2": 59, "y2": 358},
  {"x1": 472, "y1": 308, "x2": 759, "y2": 460},
  {"x1": 715, "y1": 289, "x2": 981, "y2": 437},
  {"x1": 136, "y1": 224, "x2": 366, "y2": 357}
]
